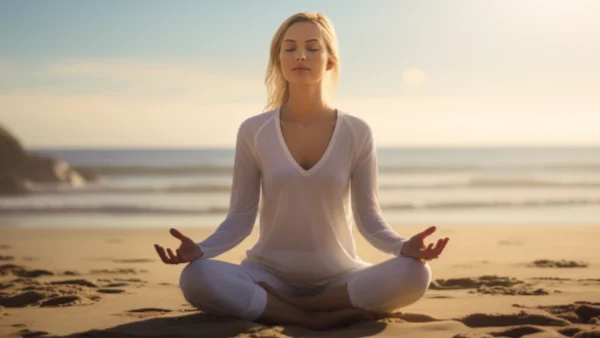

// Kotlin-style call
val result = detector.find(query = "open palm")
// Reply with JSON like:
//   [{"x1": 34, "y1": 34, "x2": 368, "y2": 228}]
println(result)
[
  {"x1": 154, "y1": 228, "x2": 203, "y2": 264},
  {"x1": 400, "y1": 225, "x2": 449, "y2": 261}
]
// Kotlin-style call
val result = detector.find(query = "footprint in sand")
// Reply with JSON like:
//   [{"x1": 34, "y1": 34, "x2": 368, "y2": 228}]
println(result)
[
  {"x1": 0, "y1": 291, "x2": 54, "y2": 307},
  {"x1": 532, "y1": 277, "x2": 572, "y2": 281},
  {"x1": 40, "y1": 295, "x2": 82, "y2": 307},
  {"x1": 113, "y1": 278, "x2": 146, "y2": 283},
  {"x1": 94, "y1": 278, "x2": 147, "y2": 289},
  {"x1": 89, "y1": 268, "x2": 139, "y2": 275},
  {"x1": 488, "y1": 325, "x2": 552, "y2": 337},
  {"x1": 579, "y1": 278, "x2": 600, "y2": 287},
  {"x1": 58, "y1": 270, "x2": 80, "y2": 276},
  {"x1": 50, "y1": 279, "x2": 98, "y2": 287},
  {"x1": 0, "y1": 264, "x2": 53, "y2": 278},
  {"x1": 524, "y1": 301, "x2": 600, "y2": 324},
  {"x1": 113, "y1": 258, "x2": 154, "y2": 263},
  {"x1": 430, "y1": 275, "x2": 523, "y2": 290},
  {"x1": 475, "y1": 284, "x2": 551, "y2": 296},
  {"x1": 456, "y1": 311, "x2": 572, "y2": 328},
  {"x1": 0, "y1": 278, "x2": 107, "y2": 308},
  {"x1": 431, "y1": 275, "x2": 554, "y2": 296},
  {"x1": 501, "y1": 302, "x2": 600, "y2": 336},
  {"x1": 121, "y1": 307, "x2": 173, "y2": 319},
  {"x1": 0, "y1": 282, "x2": 15, "y2": 290},
  {"x1": 97, "y1": 289, "x2": 126, "y2": 294},
  {"x1": 528, "y1": 259, "x2": 589, "y2": 268}
]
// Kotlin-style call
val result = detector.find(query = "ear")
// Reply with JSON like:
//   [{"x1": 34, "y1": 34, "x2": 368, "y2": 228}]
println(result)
[{"x1": 326, "y1": 61, "x2": 334, "y2": 71}]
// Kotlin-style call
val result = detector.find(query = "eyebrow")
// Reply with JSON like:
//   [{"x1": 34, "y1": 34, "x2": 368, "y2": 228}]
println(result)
[{"x1": 283, "y1": 39, "x2": 319, "y2": 43}]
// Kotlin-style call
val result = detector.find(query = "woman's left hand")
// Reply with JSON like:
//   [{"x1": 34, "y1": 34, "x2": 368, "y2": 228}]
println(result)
[{"x1": 400, "y1": 225, "x2": 449, "y2": 261}]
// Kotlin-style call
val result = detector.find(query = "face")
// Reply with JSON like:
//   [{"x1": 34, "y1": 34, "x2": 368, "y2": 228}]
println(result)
[{"x1": 279, "y1": 21, "x2": 333, "y2": 85}]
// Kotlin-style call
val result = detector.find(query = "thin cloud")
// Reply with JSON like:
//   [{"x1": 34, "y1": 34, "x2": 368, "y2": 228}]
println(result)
[
  {"x1": 3, "y1": 90, "x2": 599, "y2": 147},
  {"x1": 2, "y1": 58, "x2": 599, "y2": 147},
  {"x1": 3, "y1": 58, "x2": 266, "y2": 103}
]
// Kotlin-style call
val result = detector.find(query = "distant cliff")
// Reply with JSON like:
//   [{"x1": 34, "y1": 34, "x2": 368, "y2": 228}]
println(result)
[{"x1": 0, "y1": 124, "x2": 97, "y2": 195}]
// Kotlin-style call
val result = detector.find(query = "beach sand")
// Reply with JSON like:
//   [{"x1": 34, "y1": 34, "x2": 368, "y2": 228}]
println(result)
[{"x1": 1, "y1": 224, "x2": 599, "y2": 337}]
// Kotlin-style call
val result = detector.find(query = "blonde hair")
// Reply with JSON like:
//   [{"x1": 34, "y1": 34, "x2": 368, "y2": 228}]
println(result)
[{"x1": 264, "y1": 12, "x2": 341, "y2": 111}]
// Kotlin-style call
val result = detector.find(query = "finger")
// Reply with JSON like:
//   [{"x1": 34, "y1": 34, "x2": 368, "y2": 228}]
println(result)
[
  {"x1": 161, "y1": 246, "x2": 177, "y2": 264},
  {"x1": 154, "y1": 244, "x2": 171, "y2": 264},
  {"x1": 416, "y1": 243, "x2": 434, "y2": 259},
  {"x1": 433, "y1": 238, "x2": 444, "y2": 251},
  {"x1": 422, "y1": 240, "x2": 442, "y2": 259},
  {"x1": 418, "y1": 225, "x2": 437, "y2": 240},
  {"x1": 431, "y1": 237, "x2": 448, "y2": 256},
  {"x1": 427, "y1": 238, "x2": 449, "y2": 259},
  {"x1": 170, "y1": 228, "x2": 187, "y2": 241},
  {"x1": 167, "y1": 248, "x2": 180, "y2": 264},
  {"x1": 437, "y1": 237, "x2": 450, "y2": 256},
  {"x1": 176, "y1": 249, "x2": 185, "y2": 263}
]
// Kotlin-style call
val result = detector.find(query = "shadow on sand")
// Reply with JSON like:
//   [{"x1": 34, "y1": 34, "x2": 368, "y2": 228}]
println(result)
[{"x1": 60, "y1": 312, "x2": 389, "y2": 338}]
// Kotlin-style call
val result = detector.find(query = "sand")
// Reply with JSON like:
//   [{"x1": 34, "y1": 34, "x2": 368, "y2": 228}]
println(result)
[{"x1": 0, "y1": 224, "x2": 599, "y2": 337}]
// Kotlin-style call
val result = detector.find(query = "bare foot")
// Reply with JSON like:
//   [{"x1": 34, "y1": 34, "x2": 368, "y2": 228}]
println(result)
[
  {"x1": 257, "y1": 282, "x2": 306, "y2": 309},
  {"x1": 307, "y1": 308, "x2": 375, "y2": 330},
  {"x1": 257, "y1": 282, "x2": 376, "y2": 330}
]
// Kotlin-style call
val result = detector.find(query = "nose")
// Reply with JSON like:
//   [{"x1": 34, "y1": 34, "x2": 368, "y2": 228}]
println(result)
[{"x1": 295, "y1": 50, "x2": 306, "y2": 61}]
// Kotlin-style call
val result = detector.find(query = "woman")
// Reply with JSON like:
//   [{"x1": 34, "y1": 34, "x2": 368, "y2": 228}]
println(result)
[{"x1": 154, "y1": 12, "x2": 449, "y2": 330}]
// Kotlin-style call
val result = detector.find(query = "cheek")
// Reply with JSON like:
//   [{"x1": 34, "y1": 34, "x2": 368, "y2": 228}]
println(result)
[
  {"x1": 316, "y1": 53, "x2": 329, "y2": 68},
  {"x1": 279, "y1": 53, "x2": 295, "y2": 69},
  {"x1": 279, "y1": 56, "x2": 292, "y2": 77},
  {"x1": 279, "y1": 52, "x2": 292, "y2": 64}
]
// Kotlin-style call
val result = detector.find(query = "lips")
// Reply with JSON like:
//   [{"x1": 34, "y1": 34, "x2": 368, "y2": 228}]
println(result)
[{"x1": 293, "y1": 67, "x2": 310, "y2": 71}]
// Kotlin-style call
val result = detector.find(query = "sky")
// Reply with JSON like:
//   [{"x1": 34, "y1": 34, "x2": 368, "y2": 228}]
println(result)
[{"x1": 1, "y1": 0, "x2": 599, "y2": 148}]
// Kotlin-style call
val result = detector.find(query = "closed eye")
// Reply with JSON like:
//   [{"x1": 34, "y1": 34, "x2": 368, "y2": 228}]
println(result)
[{"x1": 284, "y1": 48, "x2": 320, "y2": 52}]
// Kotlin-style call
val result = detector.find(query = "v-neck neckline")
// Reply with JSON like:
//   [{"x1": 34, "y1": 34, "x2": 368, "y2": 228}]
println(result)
[{"x1": 275, "y1": 105, "x2": 343, "y2": 177}]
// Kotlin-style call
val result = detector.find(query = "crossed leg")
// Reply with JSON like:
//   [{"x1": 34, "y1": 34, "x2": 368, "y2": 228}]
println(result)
[
  {"x1": 258, "y1": 256, "x2": 432, "y2": 313},
  {"x1": 179, "y1": 259, "x2": 376, "y2": 330}
]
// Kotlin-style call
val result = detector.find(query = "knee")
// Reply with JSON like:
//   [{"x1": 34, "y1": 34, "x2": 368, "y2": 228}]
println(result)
[
  {"x1": 375, "y1": 257, "x2": 432, "y2": 311},
  {"x1": 178, "y1": 259, "x2": 266, "y2": 320},
  {"x1": 395, "y1": 256, "x2": 432, "y2": 293},
  {"x1": 179, "y1": 259, "x2": 219, "y2": 304}
]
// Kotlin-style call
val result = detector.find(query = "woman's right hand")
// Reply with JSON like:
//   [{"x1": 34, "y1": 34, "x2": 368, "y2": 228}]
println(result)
[{"x1": 154, "y1": 228, "x2": 204, "y2": 264}]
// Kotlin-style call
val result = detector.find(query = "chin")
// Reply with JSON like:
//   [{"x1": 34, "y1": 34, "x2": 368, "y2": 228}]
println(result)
[
  {"x1": 287, "y1": 80, "x2": 316, "y2": 86},
  {"x1": 286, "y1": 76, "x2": 322, "y2": 86}
]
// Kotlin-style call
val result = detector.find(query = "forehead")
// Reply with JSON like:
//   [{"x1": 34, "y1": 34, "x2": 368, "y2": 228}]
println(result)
[{"x1": 282, "y1": 21, "x2": 323, "y2": 41}]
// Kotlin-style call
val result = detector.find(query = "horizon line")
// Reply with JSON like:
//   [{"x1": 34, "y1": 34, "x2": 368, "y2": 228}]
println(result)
[{"x1": 27, "y1": 144, "x2": 600, "y2": 151}]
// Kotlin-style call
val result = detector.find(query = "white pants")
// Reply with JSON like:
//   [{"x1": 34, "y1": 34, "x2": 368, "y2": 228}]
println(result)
[{"x1": 179, "y1": 256, "x2": 432, "y2": 321}]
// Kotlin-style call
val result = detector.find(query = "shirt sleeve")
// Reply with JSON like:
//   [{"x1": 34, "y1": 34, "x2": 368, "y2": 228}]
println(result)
[
  {"x1": 351, "y1": 125, "x2": 408, "y2": 256},
  {"x1": 196, "y1": 121, "x2": 261, "y2": 259}
]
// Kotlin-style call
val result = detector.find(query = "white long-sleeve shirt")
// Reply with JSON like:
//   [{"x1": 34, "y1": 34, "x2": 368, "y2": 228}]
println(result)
[{"x1": 197, "y1": 106, "x2": 408, "y2": 288}]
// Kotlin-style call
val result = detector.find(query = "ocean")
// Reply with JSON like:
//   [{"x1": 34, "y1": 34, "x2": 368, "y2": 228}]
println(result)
[{"x1": 1, "y1": 147, "x2": 600, "y2": 228}]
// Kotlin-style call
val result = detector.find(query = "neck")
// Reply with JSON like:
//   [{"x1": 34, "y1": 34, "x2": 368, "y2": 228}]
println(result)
[{"x1": 281, "y1": 83, "x2": 334, "y2": 122}]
